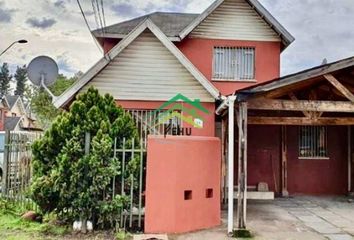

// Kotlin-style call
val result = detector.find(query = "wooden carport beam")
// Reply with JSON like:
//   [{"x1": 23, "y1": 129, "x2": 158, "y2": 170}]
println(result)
[
  {"x1": 248, "y1": 99, "x2": 354, "y2": 112},
  {"x1": 324, "y1": 74, "x2": 354, "y2": 102},
  {"x1": 288, "y1": 92, "x2": 311, "y2": 117},
  {"x1": 248, "y1": 117, "x2": 354, "y2": 125}
]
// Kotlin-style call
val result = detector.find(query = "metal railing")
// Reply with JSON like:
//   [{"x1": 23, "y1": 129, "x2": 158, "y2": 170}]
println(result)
[
  {"x1": 299, "y1": 126, "x2": 328, "y2": 158},
  {"x1": 1, "y1": 130, "x2": 146, "y2": 231},
  {"x1": 113, "y1": 137, "x2": 146, "y2": 230},
  {"x1": 126, "y1": 109, "x2": 181, "y2": 148},
  {"x1": 1, "y1": 130, "x2": 41, "y2": 209}
]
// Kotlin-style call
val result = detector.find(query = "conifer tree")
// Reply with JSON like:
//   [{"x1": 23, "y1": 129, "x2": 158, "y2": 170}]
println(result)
[
  {"x1": 14, "y1": 64, "x2": 27, "y2": 97},
  {"x1": 0, "y1": 63, "x2": 12, "y2": 96}
]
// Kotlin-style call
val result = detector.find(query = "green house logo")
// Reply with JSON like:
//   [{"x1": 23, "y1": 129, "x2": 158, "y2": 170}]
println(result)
[{"x1": 152, "y1": 93, "x2": 209, "y2": 130}]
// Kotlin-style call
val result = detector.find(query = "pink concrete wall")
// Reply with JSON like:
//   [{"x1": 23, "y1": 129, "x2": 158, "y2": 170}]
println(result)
[
  {"x1": 145, "y1": 135, "x2": 221, "y2": 233},
  {"x1": 176, "y1": 38, "x2": 281, "y2": 95},
  {"x1": 287, "y1": 126, "x2": 348, "y2": 195},
  {"x1": 241, "y1": 125, "x2": 349, "y2": 195},
  {"x1": 116, "y1": 100, "x2": 216, "y2": 137}
]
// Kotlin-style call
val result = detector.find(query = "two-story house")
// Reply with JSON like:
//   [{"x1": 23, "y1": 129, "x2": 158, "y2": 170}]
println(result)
[
  {"x1": 54, "y1": 0, "x2": 294, "y2": 233},
  {"x1": 53, "y1": 0, "x2": 354, "y2": 234},
  {"x1": 55, "y1": 0, "x2": 293, "y2": 134}
]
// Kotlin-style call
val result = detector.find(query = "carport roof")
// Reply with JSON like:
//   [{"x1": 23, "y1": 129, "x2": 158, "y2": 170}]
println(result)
[{"x1": 237, "y1": 56, "x2": 354, "y2": 98}]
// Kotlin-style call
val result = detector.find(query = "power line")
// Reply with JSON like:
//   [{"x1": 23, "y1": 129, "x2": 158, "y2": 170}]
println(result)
[
  {"x1": 101, "y1": 0, "x2": 107, "y2": 31},
  {"x1": 76, "y1": 0, "x2": 103, "y2": 54},
  {"x1": 91, "y1": 0, "x2": 100, "y2": 30},
  {"x1": 95, "y1": 0, "x2": 105, "y2": 37}
]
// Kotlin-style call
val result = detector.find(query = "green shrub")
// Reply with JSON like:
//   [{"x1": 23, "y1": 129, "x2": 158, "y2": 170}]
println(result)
[{"x1": 30, "y1": 87, "x2": 138, "y2": 229}]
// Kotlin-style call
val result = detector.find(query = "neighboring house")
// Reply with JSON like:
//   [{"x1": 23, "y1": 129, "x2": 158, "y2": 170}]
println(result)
[
  {"x1": 0, "y1": 99, "x2": 5, "y2": 131},
  {"x1": 53, "y1": 0, "x2": 354, "y2": 234},
  {"x1": 2, "y1": 95, "x2": 40, "y2": 131}
]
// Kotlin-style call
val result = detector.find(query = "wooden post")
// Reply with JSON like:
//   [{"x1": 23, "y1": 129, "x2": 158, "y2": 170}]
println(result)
[
  {"x1": 236, "y1": 102, "x2": 247, "y2": 229},
  {"x1": 1, "y1": 130, "x2": 10, "y2": 198},
  {"x1": 348, "y1": 126, "x2": 352, "y2": 193},
  {"x1": 221, "y1": 117, "x2": 227, "y2": 204},
  {"x1": 281, "y1": 126, "x2": 289, "y2": 197}
]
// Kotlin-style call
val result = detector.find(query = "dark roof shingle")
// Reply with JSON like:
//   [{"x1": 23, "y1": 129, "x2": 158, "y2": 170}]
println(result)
[
  {"x1": 92, "y1": 12, "x2": 198, "y2": 39},
  {"x1": 5, "y1": 95, "x2": 20, "y2": 109},
  {"x1": 4, "y1": 117, "x2": 21, "y2": 131}
]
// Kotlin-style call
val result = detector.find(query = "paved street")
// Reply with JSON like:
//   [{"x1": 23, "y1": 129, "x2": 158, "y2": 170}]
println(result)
[{"x1": 171, "y1": 196, "x2": 354, "y2": 240}]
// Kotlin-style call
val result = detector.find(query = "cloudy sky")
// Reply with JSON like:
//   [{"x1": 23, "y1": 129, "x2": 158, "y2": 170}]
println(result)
[{"x1": 0, "y1": 0, "x2": 353, "y2": 77}]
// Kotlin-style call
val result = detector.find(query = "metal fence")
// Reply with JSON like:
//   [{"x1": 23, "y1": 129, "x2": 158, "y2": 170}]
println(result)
[
  {"x1": 126, "y1": 109, "x2": 181, "y2": 148},
  {"x1": 113, "y1": 137, "x2": 146, "y2": 231},
  {"x1": 1, "y1": 130, "x2": 41, "y2": 209},
  {"x1": 0, "y1": 130, "x2": 146, "y2": 231}
]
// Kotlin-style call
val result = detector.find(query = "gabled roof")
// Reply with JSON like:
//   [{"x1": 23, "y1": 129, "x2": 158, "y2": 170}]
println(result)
[
  {"x1": 4, "y1": 116, "x2": 21, "y2": 131},
  {"x1": 5, "y1": 95, "x2": 20, "y2": 109},
  {"x1": 179, "y1": 0, "x2": 294, "y2": 49},
  {"x1": 93, "y1": 0, "x2": 294, "y2": 49},
  {"x1": 54, "y1": 19, "x2": 220, "y2": 108},
  {"x1": 238, "y1": 56, "x2": 354, "y2": 95},
  {"x1": 92, "y1": 12, "x2": 198, "y2": 41}
]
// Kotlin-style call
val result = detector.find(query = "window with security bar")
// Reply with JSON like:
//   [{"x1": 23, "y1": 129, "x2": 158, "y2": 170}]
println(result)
[
  {"x1": 213, "y1": 47, "x2": 255, "y2": 81},
  {"x1": 299, "y1": 126, "x2": 328, "y2": 158},
  {"x1": 125, "y1": 109, "x2": 181, "y2": 147}
]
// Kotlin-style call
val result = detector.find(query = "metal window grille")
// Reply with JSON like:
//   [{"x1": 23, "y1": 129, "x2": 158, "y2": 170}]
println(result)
[
  {"x1": 125, "y1": 109, "x2": 181, "y2": 147},
  {"x1": 213, "y1": 47, "x2": 255, "y2": 80},
  {"x1": 299, "y1": 126, "x2": 328, "y2": 158}
]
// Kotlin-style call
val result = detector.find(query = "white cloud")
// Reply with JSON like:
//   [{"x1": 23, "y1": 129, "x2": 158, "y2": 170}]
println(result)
[{"x1": 0, "y1": 0, "x2": 353, "y2": 78}]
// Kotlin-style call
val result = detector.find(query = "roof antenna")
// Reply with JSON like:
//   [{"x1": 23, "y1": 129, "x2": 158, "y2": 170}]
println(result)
[{"x1": 321, "y1": 58, "x2": 328, "y2": 65}]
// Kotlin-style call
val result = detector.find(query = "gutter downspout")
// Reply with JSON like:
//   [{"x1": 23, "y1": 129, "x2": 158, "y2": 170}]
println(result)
[{"x1": 215, "y1": 98, "x2": 229, "y2": 115}]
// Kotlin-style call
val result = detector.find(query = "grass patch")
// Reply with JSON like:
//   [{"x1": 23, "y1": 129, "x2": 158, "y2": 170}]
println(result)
[
  {"x1": 115, "y1": 229, "x2": 132, "y2": 240},
  {"x1": 0, "y1": 208, "x2": 69, "y2": 240}
]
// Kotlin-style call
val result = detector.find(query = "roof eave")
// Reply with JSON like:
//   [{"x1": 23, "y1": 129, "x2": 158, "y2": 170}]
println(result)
[
  {"x1": 92, "y1": 31, "x2": 182, "y2": 42},
  {"x1": 247, "y1": 0, "x2": 295, "y2": 49}
]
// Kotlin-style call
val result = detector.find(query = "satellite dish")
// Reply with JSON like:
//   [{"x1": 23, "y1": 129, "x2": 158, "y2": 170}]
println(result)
[{"x1": 28, "y1": 56, "x2": 58, "y2": 100}]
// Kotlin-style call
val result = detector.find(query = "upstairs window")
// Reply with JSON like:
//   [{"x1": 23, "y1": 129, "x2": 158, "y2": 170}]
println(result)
[
  {"x1": 299, "y1": 126, "x2": 328, "y2": 159},
  {"x1": 213, "y1": 47, "x2": 255, "y2": 81}
]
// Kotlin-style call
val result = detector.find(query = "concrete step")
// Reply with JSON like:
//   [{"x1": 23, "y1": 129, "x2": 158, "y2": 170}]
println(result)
[{"x1": 234, "y1": 191, "x2": 274, "y2": 200}]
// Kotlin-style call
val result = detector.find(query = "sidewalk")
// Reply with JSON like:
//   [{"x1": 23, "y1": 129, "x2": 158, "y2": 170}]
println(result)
[{"x1": 170, "y1": 196, "x2": 354, "y2": 240}]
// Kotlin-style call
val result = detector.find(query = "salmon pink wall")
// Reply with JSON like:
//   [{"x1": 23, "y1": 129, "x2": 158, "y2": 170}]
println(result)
[
  {"x1": 116, "y1": 100, "x2": 216, "y2": 137},
  {"x1": 145, "y1": 135, "x2": 221, "y2": 233},
  {"x1": 242, "y1": 125, "x2": 281, "y2": 193},
  {"x1": 240, "y1": 125, "x2": 348, "y2": 195},
  {"x1": 286, "y1": 126, "x2": 348, "y2": 195},
  {"x1": 176, "y1": 38, "x2": 281, "y2": 95},
  {"x1": 100, "y1": 38, "x2": 120, "y2": 53}
]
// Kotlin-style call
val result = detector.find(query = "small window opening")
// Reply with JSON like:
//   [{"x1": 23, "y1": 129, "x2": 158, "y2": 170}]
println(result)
[
  {"x1": 206, "y1": 188, "x2": 213, "y2": 198},
  {"x1": 184, "y1": 190, "x2": 192, "y2": 200},
  {"x1": 299, "y1": 126, "x2": 328, "y2": 158}
]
